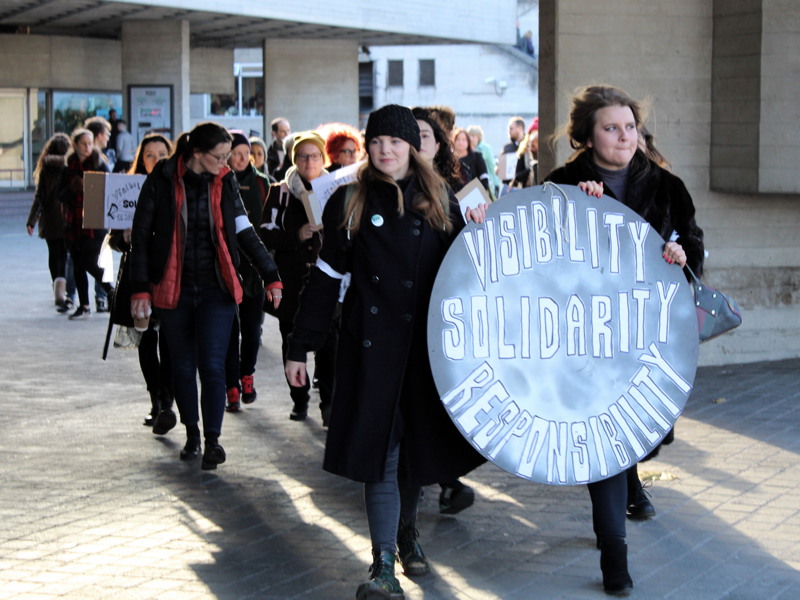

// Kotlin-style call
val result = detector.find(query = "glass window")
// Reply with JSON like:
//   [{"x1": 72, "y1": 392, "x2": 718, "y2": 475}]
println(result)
[
  {"x1": 52, "y1": 91, "x2": 122, "y2": 134},
  {"x1": 387, "y1": 60, "x2": 404, "y2": 87},
  {"x1": 419, "y1": 59, "x2": 435, "y2": 87}
]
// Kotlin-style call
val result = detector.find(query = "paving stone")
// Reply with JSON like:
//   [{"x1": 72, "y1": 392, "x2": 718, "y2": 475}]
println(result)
[{"x1": 2, "y1": 206, "x2": 799, "y2": 599}]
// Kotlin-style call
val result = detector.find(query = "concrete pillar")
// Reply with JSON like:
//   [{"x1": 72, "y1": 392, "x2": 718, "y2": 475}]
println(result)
[
  {"x1": 262, "y1": 38, "x2": 359, "y2": 133},
  {"x1": 121, "y1": 20, "x2": 191, "y2": 140}
]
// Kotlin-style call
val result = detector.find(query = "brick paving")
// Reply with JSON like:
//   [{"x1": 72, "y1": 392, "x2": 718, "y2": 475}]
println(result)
[{"x1": 1, "y1": 204, "x2": 798, "y2": 599}]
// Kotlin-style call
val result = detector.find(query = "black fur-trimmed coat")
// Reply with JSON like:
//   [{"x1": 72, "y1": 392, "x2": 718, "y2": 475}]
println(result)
[{"x1": 545, "y1": 151, "x2": 704, "y2": 274}]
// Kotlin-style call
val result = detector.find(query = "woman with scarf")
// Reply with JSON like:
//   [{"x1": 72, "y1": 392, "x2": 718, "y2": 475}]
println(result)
[
  {"x1": 259, "y1": 130, "x2": 336, "y2": 423},
  {"x1": 129, "y1": 122, "x2": 282, "y2": 470}
]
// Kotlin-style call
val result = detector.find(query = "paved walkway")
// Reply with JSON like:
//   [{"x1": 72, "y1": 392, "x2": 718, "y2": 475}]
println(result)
[{"x1": 1, "y1": 205, "x2": 798, "y2": 599}]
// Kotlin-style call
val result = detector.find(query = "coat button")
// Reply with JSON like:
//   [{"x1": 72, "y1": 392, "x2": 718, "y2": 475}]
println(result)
[
  {"x1": 413, "y1": 219, "x2": 421, "y2": 226},
  {"x1": 370, "y1": 306, "x2": 379, "y2": 314},
  {"x1": 371, "y1": 275, "x2": 380, "y2": 284},
  {"x1": 402, "y1": 314, "x2": 412, "y2": 322},
  {"x1": 412, "y1": 229, "x2": 420, "y2": 236},
  {"x1": 363, "y1": 339, "x2": 372, "y2": 348},
  {"x1": 402, "y1": 280, "x2": 413, "y2": 288}
]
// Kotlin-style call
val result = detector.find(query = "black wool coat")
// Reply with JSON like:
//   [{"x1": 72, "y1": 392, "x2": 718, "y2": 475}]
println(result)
[
  {"x1": 258, "y1": 177, "x2": 322, "y2": 322},
  {"x1": 545, "y1": 151, "x2": 705, "y2": 274},
  {"x1": 288, "y1": 178, "x2": 486, "y2": 485}
]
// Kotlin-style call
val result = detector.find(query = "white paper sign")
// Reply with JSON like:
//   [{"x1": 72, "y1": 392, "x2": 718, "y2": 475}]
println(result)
[
  {"x1": 456, "y1": 178, "x2": 492, "y2": 220},
  {"x1": 310, "y1": 161, "x2": 363, "y2": 213},
  {"x1": 502, "y1": 152, "x2": 519, "y2": 180}
]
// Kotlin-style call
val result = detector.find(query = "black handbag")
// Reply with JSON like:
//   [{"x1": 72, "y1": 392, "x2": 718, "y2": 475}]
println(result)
[{"x1": 685, "y1": 266, "x2": 743, "y2": 342}]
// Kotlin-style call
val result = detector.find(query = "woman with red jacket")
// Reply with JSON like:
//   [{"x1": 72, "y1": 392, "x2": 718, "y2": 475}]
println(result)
[{"x1": 129, "y1": 122, "x2": 282, "y2": 471}]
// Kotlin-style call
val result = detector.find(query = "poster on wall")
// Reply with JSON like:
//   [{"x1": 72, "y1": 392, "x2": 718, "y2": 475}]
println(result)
[
  {"x1": 128, "y1": 85, "x2": 173, "y2": 145},
  {"x1": 427, "y1": 184, "x2": 699, "y2": 486}
]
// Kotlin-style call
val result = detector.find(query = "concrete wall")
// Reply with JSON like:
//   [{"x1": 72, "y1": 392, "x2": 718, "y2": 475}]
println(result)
[
  {"x1": 121, "y1": 20, "x2": 191, "y2": 136},
  {"x1": 710, "y1": 0, "x2": 800, "y2": 194},
  {"x1": 190, "y1": 47, "x2": 235, "y2": 94},
  {"x1": 539, "y1": 0, "x2": 800, "y2": 366},
  {"x1": 0, "y1": 34, "x2": 121, "y2": 90},
  {"x1": 263, "y1": 38, "x2": 359, "y2": 133}
]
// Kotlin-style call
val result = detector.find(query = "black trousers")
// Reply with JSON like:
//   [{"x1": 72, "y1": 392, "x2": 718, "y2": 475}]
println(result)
[
  {"x1": 589, "y1": 470, "x2": 627, "y2": 544},
  {"x1": 45, "y1": 238, "x2": 67, "y2": 281},
  {"x1": 226, "y1": 289, "x2": 265, "y2": 388},
  {"x1": 67, "y1": 236, "x2": 105, "y2": 307}
]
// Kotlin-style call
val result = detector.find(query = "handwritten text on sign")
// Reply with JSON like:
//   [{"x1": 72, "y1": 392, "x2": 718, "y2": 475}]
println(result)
[{"x1": 427, "y1": 185, "x2": 699, "y2": 485}]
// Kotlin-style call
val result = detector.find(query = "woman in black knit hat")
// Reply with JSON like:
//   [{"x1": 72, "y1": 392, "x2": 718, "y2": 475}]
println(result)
[{"x1": 285, "y1": 105, "x2": 486, "y2": 599}]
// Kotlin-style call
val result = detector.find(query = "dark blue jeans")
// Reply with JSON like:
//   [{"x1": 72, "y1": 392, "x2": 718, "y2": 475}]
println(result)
[{"x1": 157, "y1": 285, "x2": 236, "y2": 438}]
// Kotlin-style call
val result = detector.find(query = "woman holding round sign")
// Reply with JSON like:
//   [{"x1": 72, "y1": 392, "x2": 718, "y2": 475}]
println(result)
[
  {"x1": 545, "y1": 84, "x2": 704, "y2": 595},
  {"x1": 285, "y1": 104, "x2": 486, "y2": 600}
]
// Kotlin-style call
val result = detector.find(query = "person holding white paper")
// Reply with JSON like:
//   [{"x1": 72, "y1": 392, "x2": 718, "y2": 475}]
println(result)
[{"x1": 259, "y1": 131, "x2": 333, "y2": 422}]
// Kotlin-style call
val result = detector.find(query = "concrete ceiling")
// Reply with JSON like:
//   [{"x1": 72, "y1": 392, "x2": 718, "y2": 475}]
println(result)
[{"x1": 0, "y1": 0, "x2": 457, "y2": 47}]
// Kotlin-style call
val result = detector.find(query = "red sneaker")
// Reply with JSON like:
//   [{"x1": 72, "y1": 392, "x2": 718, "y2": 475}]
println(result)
[
  {"x1": 225, "y1": 387, "x2": 241, "y2": 412},
  {"x1": 241, "y1": 375, "x2": 257, "y2": 404}
]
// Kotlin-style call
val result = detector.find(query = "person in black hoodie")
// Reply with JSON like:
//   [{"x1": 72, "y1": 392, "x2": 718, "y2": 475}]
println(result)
[{"x1": 545, "y1": 84, "x2": 704, "y2": 596}]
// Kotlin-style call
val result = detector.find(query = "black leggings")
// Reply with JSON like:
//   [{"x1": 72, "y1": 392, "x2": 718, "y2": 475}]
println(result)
[
  {"x1": 45, "y1": 239, "x2": 67, "y2": 281},
  {"x1": 67, "y1": 236, "x2": 106, "y2": 307},
  {"x1": 138, "y1": 326, "x2": 172, "y2": 396}
]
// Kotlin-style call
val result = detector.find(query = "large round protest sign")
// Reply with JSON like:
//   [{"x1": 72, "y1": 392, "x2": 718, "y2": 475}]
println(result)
[{"x1": 428, "y1": 184, "x2": 699, "y2": 485}]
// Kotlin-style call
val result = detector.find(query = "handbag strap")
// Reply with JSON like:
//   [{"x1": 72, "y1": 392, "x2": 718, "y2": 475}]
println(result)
[{"x1": 683, "y1": 265, "x2": 701, "y2": 286}]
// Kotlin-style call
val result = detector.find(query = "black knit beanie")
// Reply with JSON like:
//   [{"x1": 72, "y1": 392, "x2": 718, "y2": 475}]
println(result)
[
  {"x1": 229, "y1": 130, "x2": 250, "y2": 150},
  {"x1": 365, "y1": 104, "x2": 421, "y2": 151}
]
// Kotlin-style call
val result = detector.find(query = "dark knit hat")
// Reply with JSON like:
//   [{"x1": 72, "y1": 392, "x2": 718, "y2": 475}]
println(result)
[
  {"x1": 229, "y1": 130, "x2": 250, "y2": 150},
  {"x1": 365, "y1": 104, "x2": 420, "y2": 151}
]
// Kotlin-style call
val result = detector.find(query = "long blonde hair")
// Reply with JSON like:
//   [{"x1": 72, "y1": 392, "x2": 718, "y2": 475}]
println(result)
[{"x1": 343, "y1": 146, "x2": 452, "y2": 235}]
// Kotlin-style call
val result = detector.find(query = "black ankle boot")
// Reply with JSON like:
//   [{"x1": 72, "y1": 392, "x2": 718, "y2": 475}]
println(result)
[
  {"x1": 397, "y1": 519, "x2": 430, "y2": 576},
  {"x1": 599, "y1": 540, "x2": 633, "y2": 596},
  {"x1": 356, "y1": 548, "x2": 404, "y2": 600},
  {"x1": 143, "y1": 392, "x2": 159, "y2": 427}
]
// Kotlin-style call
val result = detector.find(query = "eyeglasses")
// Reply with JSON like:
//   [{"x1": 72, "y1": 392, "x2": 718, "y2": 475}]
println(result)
[
  {"x1": 295, "y1": 152, "x2": 323, "y2": 162},
  {"x1": 206, "y1": 150, "x2": 231, "y2": 163},
  {"x1": 338, "y1": 149, "x2": 356, "y2": 156}
]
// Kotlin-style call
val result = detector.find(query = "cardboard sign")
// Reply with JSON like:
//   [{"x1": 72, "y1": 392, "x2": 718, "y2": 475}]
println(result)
[
  {"x1": 427, "y1": 184, "x2": 699, "y2": 485},
  {"x1": 456, "y1": 178, "x2": 492, "y2": 220},
  {"x1": 498, "y1": 152, "x2": 519, "y2": 181},
  {"x1": 83, "y1": 172, "x2": 147, "y2": 229},
  {"x1": 299, "y1": 190, "x2": 323, "y2": 228}
]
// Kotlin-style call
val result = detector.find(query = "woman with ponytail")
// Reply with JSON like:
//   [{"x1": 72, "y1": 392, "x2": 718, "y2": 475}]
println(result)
[{"x1": 129, "y1": 122, "x2": 282, "y2": 471}]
